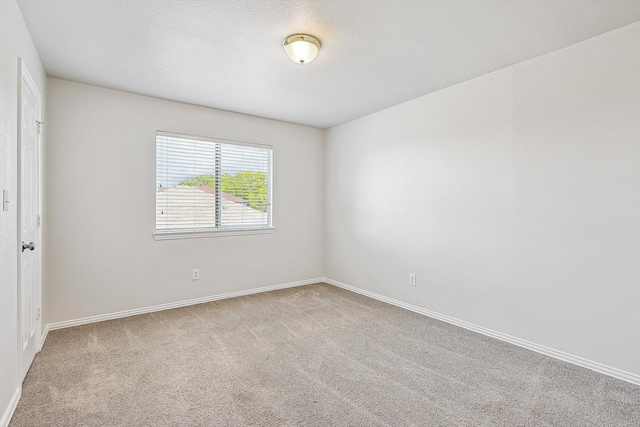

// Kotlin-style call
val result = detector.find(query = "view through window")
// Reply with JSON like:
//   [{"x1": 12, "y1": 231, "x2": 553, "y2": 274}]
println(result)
[{"x1": 155, "y1": 131, "x2": 272, "y2": 235}]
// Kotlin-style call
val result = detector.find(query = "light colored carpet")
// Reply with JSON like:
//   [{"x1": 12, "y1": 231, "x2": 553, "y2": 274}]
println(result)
[{"x1": 10, "y1": 283, "x2": 640, "y2": 426}]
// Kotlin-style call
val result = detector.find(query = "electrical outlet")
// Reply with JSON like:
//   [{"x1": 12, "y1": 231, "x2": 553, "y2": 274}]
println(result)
[
  {"x1": 409, "y1": 274, "x2": 416, "y2": 286},
  {"x1": 192, "y1": 269, "x2": 200, "y2": 280}
]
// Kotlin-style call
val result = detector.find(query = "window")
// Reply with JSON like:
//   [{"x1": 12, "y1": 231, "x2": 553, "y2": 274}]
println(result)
[{"x1": 155, "y1": 131, "x2": 273, "y2": 239}]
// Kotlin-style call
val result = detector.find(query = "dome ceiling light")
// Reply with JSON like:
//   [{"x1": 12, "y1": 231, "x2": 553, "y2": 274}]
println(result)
[{"x1": 283, "y1": 34, "x2": 321, "y2": 65}]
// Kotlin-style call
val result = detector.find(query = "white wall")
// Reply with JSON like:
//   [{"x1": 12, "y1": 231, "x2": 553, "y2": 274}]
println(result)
[
  {"x1": 46, "y1": 79, "x2": 324, "y2": 324},
  {"x1": 0, "y1": 0, "x2": 47, "y2": 423},
  {"x1": 325, "y1": 22, "x2": 640, "y2": 376}
]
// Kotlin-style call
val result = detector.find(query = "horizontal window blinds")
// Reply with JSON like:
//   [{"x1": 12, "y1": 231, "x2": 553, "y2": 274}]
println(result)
[{"x1": 156, "y1": 131, "x2": 272, "y2": 233}]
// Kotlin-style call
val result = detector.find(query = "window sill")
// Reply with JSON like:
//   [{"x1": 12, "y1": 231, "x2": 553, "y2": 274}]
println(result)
[{"x1": 154, "y1": 227, "x2": 275, "y2": 240}]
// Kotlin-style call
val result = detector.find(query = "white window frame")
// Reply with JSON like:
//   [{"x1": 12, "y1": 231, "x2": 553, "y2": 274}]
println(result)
[{"x1": 154, "y1": 131, "x2": 274, "y2": 240}]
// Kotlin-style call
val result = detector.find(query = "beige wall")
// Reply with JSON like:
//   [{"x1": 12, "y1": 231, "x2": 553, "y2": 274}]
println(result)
[
  {"x1": 45, "y1": 78, "x2": 325, "y2": 324},
  {"x1": 325, "y1": 22, "x2": 640, "y2": 376},
  {"x1": 0, "y1": 0, "x2": 48, "y2": 423}
]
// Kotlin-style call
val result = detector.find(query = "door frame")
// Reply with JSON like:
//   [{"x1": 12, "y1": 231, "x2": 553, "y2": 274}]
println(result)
[{"x1": 17, "y1": 57, "x2": 43, "y2": 380}]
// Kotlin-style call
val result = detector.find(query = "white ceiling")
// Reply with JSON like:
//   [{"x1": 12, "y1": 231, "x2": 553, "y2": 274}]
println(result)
[{"x1": 17, "y1": 0, "x2": 640, "y2": 129}]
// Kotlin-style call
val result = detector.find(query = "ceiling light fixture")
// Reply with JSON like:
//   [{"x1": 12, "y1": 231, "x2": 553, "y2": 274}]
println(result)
[{"x1": 283, "y1": 34, "x2": 321, "y2": 65}]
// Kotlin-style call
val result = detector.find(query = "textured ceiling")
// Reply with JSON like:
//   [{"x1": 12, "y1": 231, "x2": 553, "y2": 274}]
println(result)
[{"x1": 16, "y1": 0, "x2": 640, "y2": 129}]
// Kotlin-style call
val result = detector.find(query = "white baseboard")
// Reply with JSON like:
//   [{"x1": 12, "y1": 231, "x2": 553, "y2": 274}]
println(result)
[
  {"x1": 46, "y1": 278, "x2": 323, "y2": 332},
  {"x1": 40, "y1": 324, "x2": 49, "y2": 351},
  {"x1": 1, "y1": 386, "x2": 21, "y2": 427},
  {"x1": 322, "y1": 277, "x2": 640, "y2": 386}
]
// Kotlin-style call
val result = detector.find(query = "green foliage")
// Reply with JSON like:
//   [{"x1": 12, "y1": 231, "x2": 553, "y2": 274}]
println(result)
[
  {"x1": 221, "y1": 171, "x2": 268, "y2": 212},
  {"x1": 179, "y1": 171, "x2": 268, "y2": 212},
  {"x1": 180, "y1": 175, "x2": 217, "y2": 188}
]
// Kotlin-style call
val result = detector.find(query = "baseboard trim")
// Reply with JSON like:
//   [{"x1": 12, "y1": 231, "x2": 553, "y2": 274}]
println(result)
[
  {"x1": 40, "y1": 324, "x2": 49, "y2": 351},
  {"x1": 322, "y1": 277, "x2": 640, "y2": 386},
  {"x1": 47, "y1": 278, "x2": 323, "y2": 332},
  {"x1": 1, "y1": 386, "x2": 21, "y2": 427}
]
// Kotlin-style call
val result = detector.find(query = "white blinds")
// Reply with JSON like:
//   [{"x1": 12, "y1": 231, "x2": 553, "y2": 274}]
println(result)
[{"x1": 156, "y1": 131, "x2": 272, "y2": 233}]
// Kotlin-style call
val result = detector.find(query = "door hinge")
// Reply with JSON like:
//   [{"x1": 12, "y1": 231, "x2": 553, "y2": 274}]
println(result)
[
  {"x1": 37, "y1": 308, "x2": 41, "y2": 320},
  {"x1": 37, "y1": 214, "x2": 41, "y2": 227},
  {"x1": 36, "y1": 120, "x2": 46, "y2": 136}
]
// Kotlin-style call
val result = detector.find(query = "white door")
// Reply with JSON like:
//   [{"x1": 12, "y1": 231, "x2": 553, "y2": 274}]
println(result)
[{"x1": 19, "y1": 61, "x2": 42, "y2": 381}]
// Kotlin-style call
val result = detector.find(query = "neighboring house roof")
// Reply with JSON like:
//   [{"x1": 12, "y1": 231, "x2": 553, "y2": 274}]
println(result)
[
  {"x1": 221, "y1": 192, "x2": 250, "y2": 205},
  {"x1": 156, "y1": 184, "x2": 265, "y2": 229},
  {"x1": 158, "y1": 184, "x2": 250, "y2": 204}
]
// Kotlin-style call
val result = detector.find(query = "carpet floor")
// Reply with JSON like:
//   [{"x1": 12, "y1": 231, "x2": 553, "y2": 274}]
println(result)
[{"x1": 9, "y1": 283, "x2": 640, "y2": 426}]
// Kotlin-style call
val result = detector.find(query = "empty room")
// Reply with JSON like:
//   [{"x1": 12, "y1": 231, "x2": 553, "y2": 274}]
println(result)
[{"x1": 1, "y1": 0, "x2": 639, "y2": 425}]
